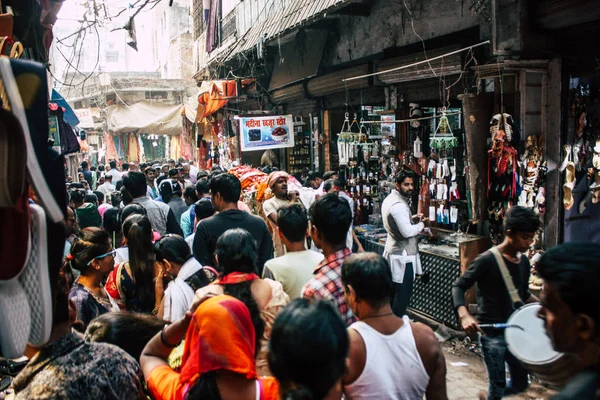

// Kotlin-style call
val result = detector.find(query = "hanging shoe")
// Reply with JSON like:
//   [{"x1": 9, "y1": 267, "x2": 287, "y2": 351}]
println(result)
[
  {"x1": 18, "y1": 204, "x2": 52, "y2": 346},
  {"x1": 0, "y1": 108, "x2": 26, "y2": 207},
  {"x1": 563, "y1": 181, "x2": 575, "y2": 210},
  {"x1": 0, "y1": 57, "x2": 65, "y2": 223},
  {"x1": 559, "y1": 144, "x2": 572, "y2": 172},
  {"x1": 565, "y1": 162, "x2": 576, "y2": 184}
]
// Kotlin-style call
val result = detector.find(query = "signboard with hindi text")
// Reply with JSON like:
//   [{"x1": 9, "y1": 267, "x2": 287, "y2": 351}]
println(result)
[{"x1": 240, "y1": 115, "x2": 295, "y2": 151}]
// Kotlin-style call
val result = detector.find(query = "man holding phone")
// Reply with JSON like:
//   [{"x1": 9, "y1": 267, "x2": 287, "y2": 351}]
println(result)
[{"x1": 381, "y1": 170, "x2": 427, "y2": 317}]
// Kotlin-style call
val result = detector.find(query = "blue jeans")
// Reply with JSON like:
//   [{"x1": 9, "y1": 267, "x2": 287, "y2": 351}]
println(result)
[{"x1": 479, "y1": 334, "x2": 529, "y2": 399}]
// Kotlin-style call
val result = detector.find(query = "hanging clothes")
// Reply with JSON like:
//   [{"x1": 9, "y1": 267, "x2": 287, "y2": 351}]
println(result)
[
  {"x1": 104, "y1": 133, "x2": 118, "y2": 161},
  {"x1": 170, "y1": 135, "x2": 182, "y2": 161},
  {"x1": 128, "y1": 134, "x2": 139, "y2": 162},
  {"x1": 138, "y1": 135, "x2": 145, "y2": 162},
  {"x1": 181, "y1": 116, "x2": 193, "y2": 161},
  {"x1": 48, "y1": 104, "x2": 80, "y2": 155}
]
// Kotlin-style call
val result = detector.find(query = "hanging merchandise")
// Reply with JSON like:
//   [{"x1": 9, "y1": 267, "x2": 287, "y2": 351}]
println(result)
[
  {"x1": 430, "y1": 109, "x2": 458, "y2": 155},
  {"x1": 487, "y1": 113, "x2": 518, "y2": 202},
  {"x1": 518, "y1": 135, "x2": 546, "y2": 215},
  {"x1": 104, "y1": 133, "x2": 118, "y2": 161},
  {"x1": 48, "y1": 104, "x2": 80, "y2": 155}
]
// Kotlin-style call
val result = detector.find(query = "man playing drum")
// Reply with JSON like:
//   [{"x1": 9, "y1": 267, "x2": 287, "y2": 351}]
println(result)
[
  {"x1": 452, "y1": 206, "x2": 541, "y2": 400},
  {"x1": 537, "y1": 243, "x2": 600, "y2": 399}
]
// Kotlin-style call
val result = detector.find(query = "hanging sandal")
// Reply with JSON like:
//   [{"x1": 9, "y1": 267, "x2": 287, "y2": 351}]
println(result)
[
  {"x1": 565, "y1": 162, "x2": 576, "y2": 184},
  {"x1": 563, "y1": 181, "x2": 575, "y2": 210},
  {"x1": 559, "y1": 144, "x2": 572, "y2": 172}
]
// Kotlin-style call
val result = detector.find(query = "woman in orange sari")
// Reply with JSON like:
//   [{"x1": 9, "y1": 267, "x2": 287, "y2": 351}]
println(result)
[{"x1": 140, "y1": 295, "x2": 279, "y2": 400}]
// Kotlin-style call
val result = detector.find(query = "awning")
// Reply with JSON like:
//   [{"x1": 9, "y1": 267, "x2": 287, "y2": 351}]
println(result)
[
  {"x1": 51, "y1": 89, "x2": 80, "y2": 126},
  {"x1": 106, "y1": 100, "x2": 182, "y2": 135}
]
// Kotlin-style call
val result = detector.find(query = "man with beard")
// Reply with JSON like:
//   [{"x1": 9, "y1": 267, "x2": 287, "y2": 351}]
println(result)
[
  {"x1": 263, "y1": 171, "x2": 297, "y2": 257},
  {"x1": 381, "y1": 170, "x2": 426, "y2": 317},
  {"x1": 536, "y1": 243, "x2": 600, "y2": 399}
]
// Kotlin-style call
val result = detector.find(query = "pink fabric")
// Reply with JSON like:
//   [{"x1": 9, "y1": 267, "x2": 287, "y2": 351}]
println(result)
[{"x1": 98, "y1": 204, "x2": 112, "y2": 218}]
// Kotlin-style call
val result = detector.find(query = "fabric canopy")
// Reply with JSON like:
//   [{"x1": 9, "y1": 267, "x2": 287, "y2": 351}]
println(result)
[{"x1": 106, "y1": 100, "x2": 183, "y2": 135}]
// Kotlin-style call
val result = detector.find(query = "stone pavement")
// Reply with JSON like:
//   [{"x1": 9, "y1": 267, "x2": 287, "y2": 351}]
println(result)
[{"x1": 443, "y1": 343, "x2": 555, "y2": 400}]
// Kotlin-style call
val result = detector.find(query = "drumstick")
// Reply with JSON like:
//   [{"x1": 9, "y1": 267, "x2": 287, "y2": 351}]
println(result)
[{"x1": 479, "y1": 323, "x2": 525, "y2": 331}]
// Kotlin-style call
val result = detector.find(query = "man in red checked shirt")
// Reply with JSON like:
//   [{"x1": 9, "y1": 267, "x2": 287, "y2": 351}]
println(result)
[{"x1": 301, "y1": 193, "x2": 357, "y2": 326}]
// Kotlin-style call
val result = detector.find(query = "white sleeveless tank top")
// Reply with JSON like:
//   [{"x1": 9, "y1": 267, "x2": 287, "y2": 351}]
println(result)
[{"x1": 344, "y1": 316, "x2": 430, "y2": 400}]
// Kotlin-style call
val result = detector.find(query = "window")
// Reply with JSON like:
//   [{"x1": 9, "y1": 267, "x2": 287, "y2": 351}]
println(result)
[
  {"x1": 145, "y1": 91, "x2": 168, "y2": 100},
  {"x1": 106, "y1": 51, "x2": 119, "y2": 63}
]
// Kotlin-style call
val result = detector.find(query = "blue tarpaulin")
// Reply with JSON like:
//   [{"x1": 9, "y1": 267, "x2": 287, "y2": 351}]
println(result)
[{"x1": 51, "y1": 89, "x2": 80, "y2": 127}]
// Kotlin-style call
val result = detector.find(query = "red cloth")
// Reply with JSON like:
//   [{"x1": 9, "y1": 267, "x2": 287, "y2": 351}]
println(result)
[
  {"x1": 180, "y1": 295, "x2": 256, "y2": 387},
  {"x1": 214, "y1": 272, "x2": 259, "y2": 285}
]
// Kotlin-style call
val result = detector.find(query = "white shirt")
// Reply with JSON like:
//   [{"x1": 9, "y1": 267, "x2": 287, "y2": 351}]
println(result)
[
  {"x1": 106, "y1": 169, "x2": 122, "y2": 183},
  {"x1": 96, "y1": 182, "x2": 115, "y2": 196},
  {"x1": 344, "y1": 316, "x2": 429, "y2": 399},
  {"x1": 163, "y1": 258, "x2": 203, "y2": 322},
  {"x1": 383, "y1": 201, "x2": 424, "y2": 282}
]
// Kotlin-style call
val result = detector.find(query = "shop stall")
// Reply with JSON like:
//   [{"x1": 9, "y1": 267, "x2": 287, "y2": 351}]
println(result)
[{"x1": 356, "y1": 226, "x2": 489, "y2": 329}]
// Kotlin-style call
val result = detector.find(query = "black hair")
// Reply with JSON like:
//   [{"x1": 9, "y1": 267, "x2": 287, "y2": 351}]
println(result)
[
  {"x1": 85, "y1": 312, "x2": 167, "y2": 362},
  {"x1": 186, "y1": 372, "x2": 220, "y2": 400},
  {"x1": 168, "y1": 159, "x2": 175, "y2": 163},
  {"x1": 122, "y1": 163, "x2": 129, "y2": 170},
  {"x1": 168, "y1": 168, "x2": 179, "y2": 177},
  {"x1": 269, "y1": 299, "x2": 349, "y2": 400},
  {"x1": 122, "y1": 215, "x2": 156, "y2": 313},
  {"x1": 69, "y1": 183, "x2": 84, "y2": 190},
  {"x1": 98, "y1": 164, "x2": 105, "y2": 172},
  {"x1": 309, "y1": 193, "x2": 352, "y2": 246},
  {"x1": 81, "y1": 161, "x2": 89, "y2": 169},
  {"x1": 194, "y1": 198, "x2": 215, "y2": 221},
  {"x1": 93, "y1": 190, "x2": 104, "y2": 204},
  {"x1": 278, "y1": 204, "x2": 308, "y2": 243},
  {"x1": 154, "y1": 235, "x2": 192, "y2": 265},
  {"x1": 395, "y1": 170, "x2": 416, "y2": 185},
  {"x1": 156, "y1": 175, "x2": 167, "y2": 187},
  {"x1": 537, "y1": 243, "x2": 600, "y2": 324},
  {"x1": 503, "y1": 205, "x2": 541, "y2": 234},
  {"x1": 104, "y1": 173, "x2": 113, "y2": 181},
  {"x1": 67, "y1": 227, "x2": 111, "y2": 272},
  {"x1": 184, "y1": 187, "x2": 198, "y2": 202},
  {"x1": 159, "y1": 180, "x2": 174, "y2": 203},
  {"x1": 308, "y1": 171, "x2": 323, "y2": 181},
  {"x1": 323, "y1": 179, "x2": 341, "y2": 193},
  {"x1": 69, "y1": 188, "x2": 85, "y2": 205},
  {"x1": 122, "y1": 171, "x2": 148, "y2": 198},
  {"x1": 210, "y1": 173, "x2": 241, "y2": 203},
  {"x1": 196, "y1": 170, "x2": 209, "y2": 182},
  {"x1": 342, "y1": 253, "x2": 394, "y2": 307},
  {"x1": 195, "y1": 178, "x2": 210, "y2": 196},
  {"x1": 323, "y1": 171, "x2": 337, "y2": 180},
  {"x1": 84, "y1": 193, "x2": 98, "y2": 204},
  {"x1": 90, "y1": 166, "x2": 96, "y2": 172},
  {"x1": 109, "y1": 160, "x2": 117, "y2": 169},
  {"x1": 103, "y1": 208, "x2": 122, "y2": 241},
  {"x1": 110, "y1": 191, "x2": 122, "y2": 208},
  {"x1": 120, "y1": 203, "x2": 147, "y2": 224},
  {"x1": 144, "y1": 167, "x2": 156, "y2": 175},
  {"x1": 215, "y1": 228, "x2": 264, "y2": 357},
  {"x1": 121, "y1": 186, "x2": 133, "y2": 206}
]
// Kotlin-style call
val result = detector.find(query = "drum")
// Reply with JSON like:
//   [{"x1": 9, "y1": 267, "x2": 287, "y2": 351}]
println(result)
[{"x1": 505, "y1": 303, "x2": 577, "y2": 389}]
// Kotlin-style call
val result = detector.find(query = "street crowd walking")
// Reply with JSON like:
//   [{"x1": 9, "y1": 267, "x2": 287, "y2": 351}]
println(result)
[{"x1": 0, "y1": 159, "x2": 598, "y2": 400}]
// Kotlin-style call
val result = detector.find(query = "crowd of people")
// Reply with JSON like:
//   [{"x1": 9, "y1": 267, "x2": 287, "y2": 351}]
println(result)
[{"x1": 0, "y1": 157, "x2": 598, "y2": 400}]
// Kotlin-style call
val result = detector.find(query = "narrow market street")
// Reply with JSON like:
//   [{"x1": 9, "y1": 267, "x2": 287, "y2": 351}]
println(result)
[
  {"x1": 1, "y1": 0, "x2": 600, "y2": 399},
  {"x1": 443, "y1": 340, "x2": 555, "y2": 400}
]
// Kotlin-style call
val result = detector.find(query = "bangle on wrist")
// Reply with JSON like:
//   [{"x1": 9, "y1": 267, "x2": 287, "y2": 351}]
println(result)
[{"x1": 160, "y1": 325, "x2": 179, "y2": 348}]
